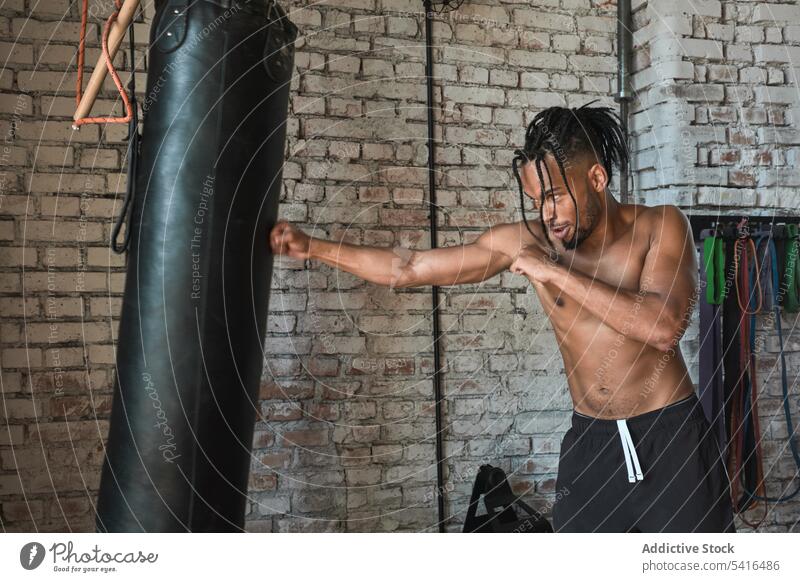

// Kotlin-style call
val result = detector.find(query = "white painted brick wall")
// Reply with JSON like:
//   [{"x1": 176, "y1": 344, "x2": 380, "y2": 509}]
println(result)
[{"x1": 631, "y1": 0, "x2": 800, "y2": 531}]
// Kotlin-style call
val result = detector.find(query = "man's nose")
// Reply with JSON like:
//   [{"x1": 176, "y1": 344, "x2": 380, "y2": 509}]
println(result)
[{"x1": 541, "y1": 201, "x2": 556, "y2": 223}]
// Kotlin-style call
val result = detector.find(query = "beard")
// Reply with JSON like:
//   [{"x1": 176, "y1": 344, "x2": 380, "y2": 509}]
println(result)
[{"x1": 561, "y1": 196, "x2": 600, "y2": 250}]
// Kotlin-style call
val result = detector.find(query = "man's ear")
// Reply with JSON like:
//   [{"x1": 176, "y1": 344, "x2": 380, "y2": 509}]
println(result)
[{"x1": 587, "y1": 162, "x2": 608, "y2": 193}]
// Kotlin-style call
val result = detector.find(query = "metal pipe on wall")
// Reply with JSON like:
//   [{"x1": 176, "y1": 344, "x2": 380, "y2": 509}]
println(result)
[
  {"x1": 422, "y1": 0, "x2": 447, "y2": 533},
  {"x1": 615, "y1": 0, "x2": 633, "y2": 204}
]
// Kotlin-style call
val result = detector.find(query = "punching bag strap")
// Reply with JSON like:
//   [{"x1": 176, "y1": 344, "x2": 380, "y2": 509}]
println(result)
[
  {"x1": 263, "y1": 0, "x2": 297, "y2": 81},
  {"x1": 155, "y1": 0, "x2": 189, "y2": 53},
  {"x1": 111, "y1": 6, "x2": 141, "y2": 254}
]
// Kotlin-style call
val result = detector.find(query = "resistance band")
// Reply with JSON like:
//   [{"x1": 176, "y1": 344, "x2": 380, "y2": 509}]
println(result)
[
  {"x1": 784, "y1": 224, "x2": 799, "y2": 312},
  {"x1": 703, "y1": 234, "x2": 727, "y2": 305},
  {"x1": 727, "y1": 232, "x2": 768, "y2": 528},
  {"x1": 698, "y1": 234, "x2": 728, "y2": 456},
  {"x1": 742, "y1": 233, "x2": 800, "y2": 504},
  {"x1": 708, "y1": 221, "x2": 800, "y2": 528}
]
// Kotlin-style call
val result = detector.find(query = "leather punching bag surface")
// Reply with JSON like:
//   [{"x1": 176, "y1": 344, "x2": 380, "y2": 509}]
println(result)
[{"x1": 96, "y1": 0, "x2": 296, "y2": 531}]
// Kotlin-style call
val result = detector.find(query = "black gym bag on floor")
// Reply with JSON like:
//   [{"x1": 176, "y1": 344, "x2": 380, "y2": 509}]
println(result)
[{"x1": 463, "y1": 465, "x2": 553, "y2": 533}]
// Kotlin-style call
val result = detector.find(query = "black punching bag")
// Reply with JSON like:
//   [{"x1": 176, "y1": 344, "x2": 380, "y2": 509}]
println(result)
[{"x1": 96, "y1": 0, "x2": 296, "y2": 531}]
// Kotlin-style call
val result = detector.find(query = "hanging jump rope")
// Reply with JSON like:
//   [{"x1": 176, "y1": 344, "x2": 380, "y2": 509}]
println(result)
[
  {"x1": 722, "y1": 221, "x2": 800, "y2": 529},
  {"x1": 109, "y1": 17, "x2": 139, "y2": 255},
  {"x1": 74, "y1": 0, "x2": 140, "y2": 254},
  {"x1": 728, "y1": 223, "x2": 768, "y2": 528},
  {"x1": 75, "y1": 0, "x2": 135, "y2": 126},
  {"x1": 743, "y1": 230, "x2": 800, "y2": 503}
]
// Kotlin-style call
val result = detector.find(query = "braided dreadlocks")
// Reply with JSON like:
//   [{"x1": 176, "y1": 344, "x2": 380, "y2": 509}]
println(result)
[{"x1": 511, "y1": 101, "x2": 629, "y2": 249}]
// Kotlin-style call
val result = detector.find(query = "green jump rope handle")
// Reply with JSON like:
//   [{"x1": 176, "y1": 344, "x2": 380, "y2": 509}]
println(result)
[{"x1": 703, "y1": 236, "x2": 726, "y2": 305}]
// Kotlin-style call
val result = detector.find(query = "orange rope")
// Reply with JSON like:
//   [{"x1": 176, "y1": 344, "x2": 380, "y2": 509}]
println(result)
[
  {"x1": 727, "y1": 237, "x2": 768, "y2": 529},
  {"x1": 74, "y1": 0, "x2": 134, "y2": 127},
  {"x1": 733, "y1": 237, "x2": 762, "y2": 314}
]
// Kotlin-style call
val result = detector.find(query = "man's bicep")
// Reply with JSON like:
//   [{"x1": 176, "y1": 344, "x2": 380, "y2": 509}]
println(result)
[
  {"x1": 408, "y1": 245, "x2": 511, "y2": 287},
  {"x1": 639, "y1": 207, "x2": 698, "y2": 317},
  {"x1": 406, "y1": 225, "x2": 516, "y2": 287}
]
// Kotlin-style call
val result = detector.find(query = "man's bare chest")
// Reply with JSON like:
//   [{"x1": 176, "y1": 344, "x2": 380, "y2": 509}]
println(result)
[{"x1": 535, "y1": 238, "x2": 650, "y2": 318}]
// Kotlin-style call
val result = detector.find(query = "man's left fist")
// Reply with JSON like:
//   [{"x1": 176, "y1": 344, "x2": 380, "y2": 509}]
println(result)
[{"x1": 509, "y1": 247, "x2": 557, "y2": 284}]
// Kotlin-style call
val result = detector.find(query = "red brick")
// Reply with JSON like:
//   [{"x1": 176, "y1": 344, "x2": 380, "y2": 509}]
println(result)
[
  {"x1": 256, "y1": 452, "x2": 292, "y2": 470},
  {"x1": 49, "y1": 395, "x2": 113, "y2": 419},
  {"x1": 1, "y1": 500, "x2": 44, "y2": 522},
  {"x1": 279, "y1": 428, "x2": 329, "y2": 447},
  {"x1": 248, "y1": 474, "x2": 277, "y2": 492}
]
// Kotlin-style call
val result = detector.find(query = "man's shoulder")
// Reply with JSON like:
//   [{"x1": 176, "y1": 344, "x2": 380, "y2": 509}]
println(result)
[
  {"x1": 635, "y1": 203, "x2": 686, "y2": 218},
  {"x1": 636, "y1": 204, "x2": 690, "y2": 231},
  {"x1": 634, "y1": 204, "x2": 691, "y2": 249},
  {"x1": 477, "y1": 220, "x2": 544, "y2": 255},
  {"x1": 510, "y1": 218, "x2": 547, "y2": 246}
]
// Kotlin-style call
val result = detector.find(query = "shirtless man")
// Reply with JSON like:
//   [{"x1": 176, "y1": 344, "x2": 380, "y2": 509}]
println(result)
[{"x1": 269, "y1": 104, "x2": 736, "y2": 533}]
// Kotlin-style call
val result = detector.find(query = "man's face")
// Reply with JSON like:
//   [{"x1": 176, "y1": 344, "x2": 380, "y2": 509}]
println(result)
[{"x1": 519, "y1": 154, "x2": 603, "y2": 250}]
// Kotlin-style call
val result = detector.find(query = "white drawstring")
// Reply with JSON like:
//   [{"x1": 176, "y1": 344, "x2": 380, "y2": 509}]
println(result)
[{"x1": 616, "y1": 419, "x2": 644, "y2": 483}]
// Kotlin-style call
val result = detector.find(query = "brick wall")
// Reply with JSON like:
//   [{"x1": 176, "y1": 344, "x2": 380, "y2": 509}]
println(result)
[
  {"x1": 0, "y1": 0, "x2": 146, "y2": 531},
  {"x1": 256, "y1": 0, "x2": 620, "y2": 533},
  {"x1": 631, "y1": 0, "x2": 800, "y2": 531},
  {"x1": 1, "y1": 0, "x2": 797, "y2": 533}
]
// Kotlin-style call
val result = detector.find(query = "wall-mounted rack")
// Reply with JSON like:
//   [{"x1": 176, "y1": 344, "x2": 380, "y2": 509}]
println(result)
[{"x1": 688, "y1": 214, "x2": 800, "y2": 241}]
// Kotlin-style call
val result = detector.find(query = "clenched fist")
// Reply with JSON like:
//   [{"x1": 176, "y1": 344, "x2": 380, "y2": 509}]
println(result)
[
  {"x1": 269, "y1": 221, "x2": 312, "y2": 260},
  {"x1": 509, "y1": 246, "x2": 559, "y2": 284}
]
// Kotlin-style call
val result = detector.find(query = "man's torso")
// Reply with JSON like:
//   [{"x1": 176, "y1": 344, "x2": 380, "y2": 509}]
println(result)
[{"x1": 506, "y1": 204, "x2": 695, "y2": 419}]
